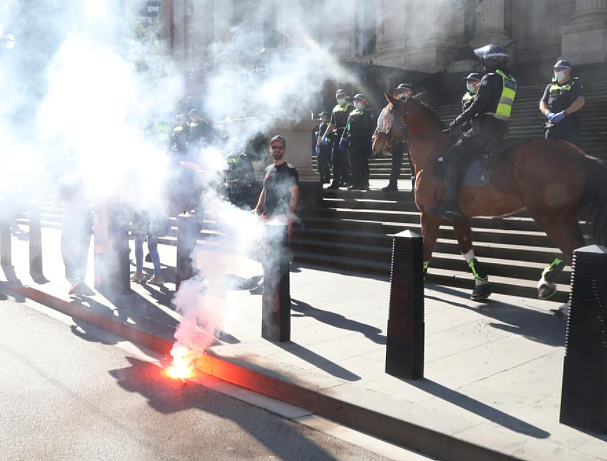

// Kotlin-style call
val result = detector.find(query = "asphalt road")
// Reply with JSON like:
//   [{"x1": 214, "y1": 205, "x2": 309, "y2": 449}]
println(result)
[{"x1": 0, "y1": 296, "x2": 406, "y2": 461}]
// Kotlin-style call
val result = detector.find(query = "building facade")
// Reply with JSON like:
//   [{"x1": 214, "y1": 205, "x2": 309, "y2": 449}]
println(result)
[{"x1": 161, "y1": 0, "x2": 607, "y2": 75}]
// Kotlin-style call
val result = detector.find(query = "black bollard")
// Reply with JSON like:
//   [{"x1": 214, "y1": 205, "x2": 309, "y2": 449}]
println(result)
[
  {"x1": 0, "y1": 218, "x2": 10, "y2": 267},
  {"x1": 560, "y1": 245, "x2": 607, "y2": 434},
  {"x1": 262, "y1": 221, "x2": 290, "y2": 342},
  {"x1": 176, "y1": 213, "x2": 200, "y2": 290},
  {"x1": 385, "y1": 230, "x2": 425, "y2": 379},
  {"x1": 29, "y1": 203, "x2": 43, "y2": 276},
  {"x1": 94, "y1": 204, "x2": 130, "y2": 295}
]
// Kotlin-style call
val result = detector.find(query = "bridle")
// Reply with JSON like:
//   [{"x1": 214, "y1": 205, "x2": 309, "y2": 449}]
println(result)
[{"x1": 375, "y1": 97, "x2": 409, "y2": 151}]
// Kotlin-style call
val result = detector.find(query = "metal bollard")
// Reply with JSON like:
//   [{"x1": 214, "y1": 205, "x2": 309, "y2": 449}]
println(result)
[
  {"x1": 261, "y1": 221, "x2": 290, "y2": 342},
  {"x1": 385, "y1": 230, "x2": 425, "y2": 379},
  {"x1": 29, "y1": 203, "x2": 43, "y2": 276},
  {"x1": 94, "y1": 204, "x2": 130, "y2": 295},
  {"x1": 0, "y1": 218, "x2": 10, "y2": 267},
  {"x1": 176, "y1": 213, "x2": 200, "y2": 290},
  {"x1": 560, "y1": 245, "x2": 607, "y2": 434}
]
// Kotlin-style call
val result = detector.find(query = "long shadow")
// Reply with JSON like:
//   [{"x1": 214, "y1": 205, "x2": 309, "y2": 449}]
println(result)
[
  {"x1": 425, "y1": 292, "x2": 566, "y2": 348},
  {"x1": 291, "y1": 262, "x2": 390, "y2": 282},
  {"x1": 291, "y1": 299, "x2": 385, "y2": 345},
  {"x1": 406, "y1": 378, "x2": 551, "y2": 439},
  {"x1": 275, "y1": 342, "x2": 361, "y2": 382},
  {"x1": 110, "y1": 357, "x2": 342, "y2": 461},
  {"x1": 0, "y1": 267, "x2": 25, "y2": 302}
]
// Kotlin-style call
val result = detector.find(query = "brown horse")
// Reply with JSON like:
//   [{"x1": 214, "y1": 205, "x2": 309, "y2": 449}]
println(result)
[{"x1": 372, "y1": 93, "x2": 607, "y2": 301}]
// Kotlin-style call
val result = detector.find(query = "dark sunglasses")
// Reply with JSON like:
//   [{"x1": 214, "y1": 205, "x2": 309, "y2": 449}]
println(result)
[{"x1": 270, "y1": 145, "x2": 285, "y2": 150}]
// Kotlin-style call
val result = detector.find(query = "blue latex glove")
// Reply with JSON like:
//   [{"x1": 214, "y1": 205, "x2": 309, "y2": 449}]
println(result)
[
  {"x1": 551, "y1": 111, "x2": 567, "y2": 124},
  {"x1": 339, "y1": 139, "x2": 348, "y2": 150},
  {"x1": 321, "y1": 136, "x2": 331, "y2": 146},
  {"x1": 315, "y1": 145, "x2": 321, "y2": 155},
  {"x1": 547, "y1": 112, "x2": 555, "y2": 121}
]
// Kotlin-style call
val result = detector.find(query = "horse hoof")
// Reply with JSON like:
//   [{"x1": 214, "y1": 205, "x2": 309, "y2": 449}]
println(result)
[
  {"x1": 537, "y1": 280, "x2": 557, "y2": 300},
  {"x1": 471, "y1": 283, "x2": 492, "y2": 301}
]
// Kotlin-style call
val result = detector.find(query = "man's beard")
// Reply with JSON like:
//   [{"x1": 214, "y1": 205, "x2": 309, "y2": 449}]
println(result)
[{"x1": 273, "y1": 152, "x2": 284, "y2": 160}]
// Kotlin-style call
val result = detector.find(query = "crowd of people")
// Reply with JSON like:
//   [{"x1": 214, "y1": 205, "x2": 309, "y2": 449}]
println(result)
[
  {"x1": 51, "y1": 43, "x2": 586, "y2": 295},
  {"x1": 312, "y1": 49, "x2": 586, "y2": 200}
]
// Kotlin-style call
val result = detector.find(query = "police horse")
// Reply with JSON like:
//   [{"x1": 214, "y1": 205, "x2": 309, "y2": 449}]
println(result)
[{"x1": 372, "y1": 93, "x2": 607, "y2": 303}]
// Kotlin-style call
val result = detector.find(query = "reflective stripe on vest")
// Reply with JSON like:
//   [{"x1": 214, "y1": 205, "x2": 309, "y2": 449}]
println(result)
[
  {"x1": 549, "y1": 80, "x2": 575, "y2": 93},
  {"x1": 462, "y1": 92, "x2": 474, "y2": 103},
  {"x1": 494, "y1": 70, "x2": 517, "y2": 120}
]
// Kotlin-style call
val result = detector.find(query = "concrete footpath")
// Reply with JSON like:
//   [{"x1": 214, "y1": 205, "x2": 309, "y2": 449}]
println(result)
[{"x1": 2, "y1": 225, "x2": 606, "y2": 461}]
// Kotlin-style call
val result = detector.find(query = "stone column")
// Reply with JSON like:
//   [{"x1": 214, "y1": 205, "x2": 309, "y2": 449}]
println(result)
[
  {"x1": 470, "y1": 0, "x2": 510, "y2": 47},
  {"x1": 561, "y1": 0, "x2": 607, "y2": 64}
]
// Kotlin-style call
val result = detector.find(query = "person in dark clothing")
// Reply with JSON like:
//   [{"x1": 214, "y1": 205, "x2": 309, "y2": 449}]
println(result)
[
  {"x1": 428, "y1": 44, "x2": 517, "y2": 219},
  {"x1": 225, "y1": 152, "x2": 256, "y2": 209},
  {"x1": 318, "y1": 89, "x2": 354, "y2": 189},
  {"x1": 314, "y1": 111, "x2": 332, "y2": 184},
  {"x1": 539, "y1": 60, "x2": 585, "y2": 148},
  {"x1": 340, "y1": 94, "x2": 375, "y2": 191},
  {"x1": 253, "y1": 135, "x2": 300, "y2": 237},
  {"x1": 460, "y1": 73, "x2": 482, "y2": 132},
  {"x1": 171, "y1": 114, "x2": 189, "y2": 157},
  {"x1": 383, "y1": 83, "x2": 413, "y2": 192},
  {"x1": 188, "y1": 109, "x2": 214, "y2": 151}
]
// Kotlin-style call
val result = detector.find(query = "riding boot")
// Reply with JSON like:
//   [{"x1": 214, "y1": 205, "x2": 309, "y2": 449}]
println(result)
[{"x1": 427, "y1": 166, "x2": 463, "y2": 219}]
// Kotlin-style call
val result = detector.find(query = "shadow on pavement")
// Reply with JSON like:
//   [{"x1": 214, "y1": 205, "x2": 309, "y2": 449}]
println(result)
[
  {"x1": 292, "y1": 299, "x2": 385, "y2": 345},
  {"x1": 110, "y1": 357, "x2": 342, "y2": 461},
  {"x1": 426, "y1": 291, "x2": 565, "y2": 348},
  {"x1": 276, "y1": 341, "x2": 361, "y2": 382},
  {"x1": 407, "y1": 378, "x2": 551, "y2": 439}
]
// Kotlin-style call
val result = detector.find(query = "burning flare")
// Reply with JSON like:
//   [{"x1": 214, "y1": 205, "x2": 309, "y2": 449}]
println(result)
[{"x1": 166, "y1": 345, "x2": 194, "y2": 381}]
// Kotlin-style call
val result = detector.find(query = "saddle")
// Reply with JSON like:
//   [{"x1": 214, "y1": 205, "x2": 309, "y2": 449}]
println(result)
[{"x1": 435, "y1": 137, "x2": 529, "y2": 187}]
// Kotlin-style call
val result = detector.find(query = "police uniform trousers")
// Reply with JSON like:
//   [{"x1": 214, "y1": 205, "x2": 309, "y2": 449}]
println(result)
[
  {"x1": 331, "y1": 134, "x2": 350, "y2": 186},
  {"x1": 387, "y1": 142, "x2": 415, "y2": 190},
  {"x1": 347, "y1": 139, "x2": 370, "y2": 188},
  {"x1": 444, "y1": 116, "x2": 508, "y2": 171},
  {"x1": 317, "y1": 145, "x2": 332, "y2": 184},
  {"x1": 545, "y1": 118, "x2": 582, "y2": 148}
]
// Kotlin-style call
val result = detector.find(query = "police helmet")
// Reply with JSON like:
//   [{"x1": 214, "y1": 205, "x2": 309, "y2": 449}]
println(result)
[
  {"x1": 554, "y1": 60, "x2": 572, "y2": 70},
  {"x1": 319, "y1": 111, "x2": 330, "y2": 118},
  {"x1": 474, "y1": 44, "x2": 508, "y2": 71},
  {"x1": 395, "y1": 83, "x2": 413, "y2": 92},
  {"x1": 353, "y1": 94, "x2": 366, "y2": 101},
  {"x1": 462, "y1": 72, "x2": 482, "y2": 82},
  {"x1": 336, "y1": 89, "x2": 347, "y2": 97}
]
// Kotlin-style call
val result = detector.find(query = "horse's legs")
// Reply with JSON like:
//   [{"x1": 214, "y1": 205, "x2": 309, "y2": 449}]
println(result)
[
  {"x1": 421, "y1": 211, "x2": 441, "y2": 276},
  {"x1": 532, "y1": 214, "x2": 585, "y2": 299},
  {"x1": 452, "y1": 218, "x2": 491, "y2": 301}
]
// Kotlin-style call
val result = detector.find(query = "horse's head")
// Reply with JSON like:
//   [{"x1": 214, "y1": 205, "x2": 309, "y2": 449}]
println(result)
[{"x1": 372, "y1": 93, "x2": 407, "y2": 157}]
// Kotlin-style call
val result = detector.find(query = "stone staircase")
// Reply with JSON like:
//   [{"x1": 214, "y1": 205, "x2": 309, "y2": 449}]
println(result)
[{"x1": 292, "y1": 61, "x2": 607, "y2": 303}]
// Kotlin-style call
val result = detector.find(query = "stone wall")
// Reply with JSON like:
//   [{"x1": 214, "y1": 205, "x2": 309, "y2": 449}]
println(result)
[{"x1": 161, "y1": 0, "x2": 607, "y2": 75}]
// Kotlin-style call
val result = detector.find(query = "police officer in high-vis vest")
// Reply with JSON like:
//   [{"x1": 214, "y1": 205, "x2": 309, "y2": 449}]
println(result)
[
  {"x1": 340, "y1": 94, "x2": 375, "y2": 191},
  {"x1": 319, "y1": 89, "x2": 354, "y2": 189},
  {"x1": 539, "y1": 60, "x2": 585, "y2": 147},
  {"x1": 460, "y1": 73, "x2": 482, "y2": 132},
  {"x1": 429, "y1": 44, "x2": 517, "y2": 219}
]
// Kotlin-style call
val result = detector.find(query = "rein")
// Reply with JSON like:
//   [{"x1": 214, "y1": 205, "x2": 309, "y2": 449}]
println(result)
[{"x1": 386, "y1": 97, "x2": 409, "y2": 149}]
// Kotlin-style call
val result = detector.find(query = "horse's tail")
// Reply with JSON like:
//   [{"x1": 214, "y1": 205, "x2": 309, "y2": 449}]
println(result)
[{"x1": 581, "y1": 155, "x2": 607, "y2": 246}]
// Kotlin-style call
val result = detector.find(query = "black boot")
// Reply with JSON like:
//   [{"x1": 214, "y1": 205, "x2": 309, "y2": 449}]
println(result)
[{"x1": 427, "y1": 166, "x2": 462, "y2": 219}]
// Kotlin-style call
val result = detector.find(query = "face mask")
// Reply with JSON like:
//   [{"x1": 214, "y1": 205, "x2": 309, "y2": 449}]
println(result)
[
  {"x1": 466, "y1": 83, "x2": 476, "y2": 93},
  {"x1": 555, "y1": 71, "x2": 566, "y2": 81},
  {"x1": 337, "y1": 98, "x2": 346, "y2": 106},
  {"x1": 354, "y1": 102, "x2": 364, "y2": 110}
]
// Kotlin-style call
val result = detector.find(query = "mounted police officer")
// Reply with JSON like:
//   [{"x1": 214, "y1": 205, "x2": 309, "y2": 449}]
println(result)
[
  {"x1": 383, "y1": 83, "x2": 413, "y2": 192},
  {"x1": 314, "y1": 111, "x2": 332, "y2": 184},
  {"x1": 318, "y1": 89, "x2": 354, "y2": 189},
  {"x1": 340, "y1": 94, "x2": 375, "y2": 191},
  {"x1": 430, "y1": 44, "x2": 517, "y2": 219},
  {"x1": 539, "y1": 60, "x2": 585, "y2": 147}
]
